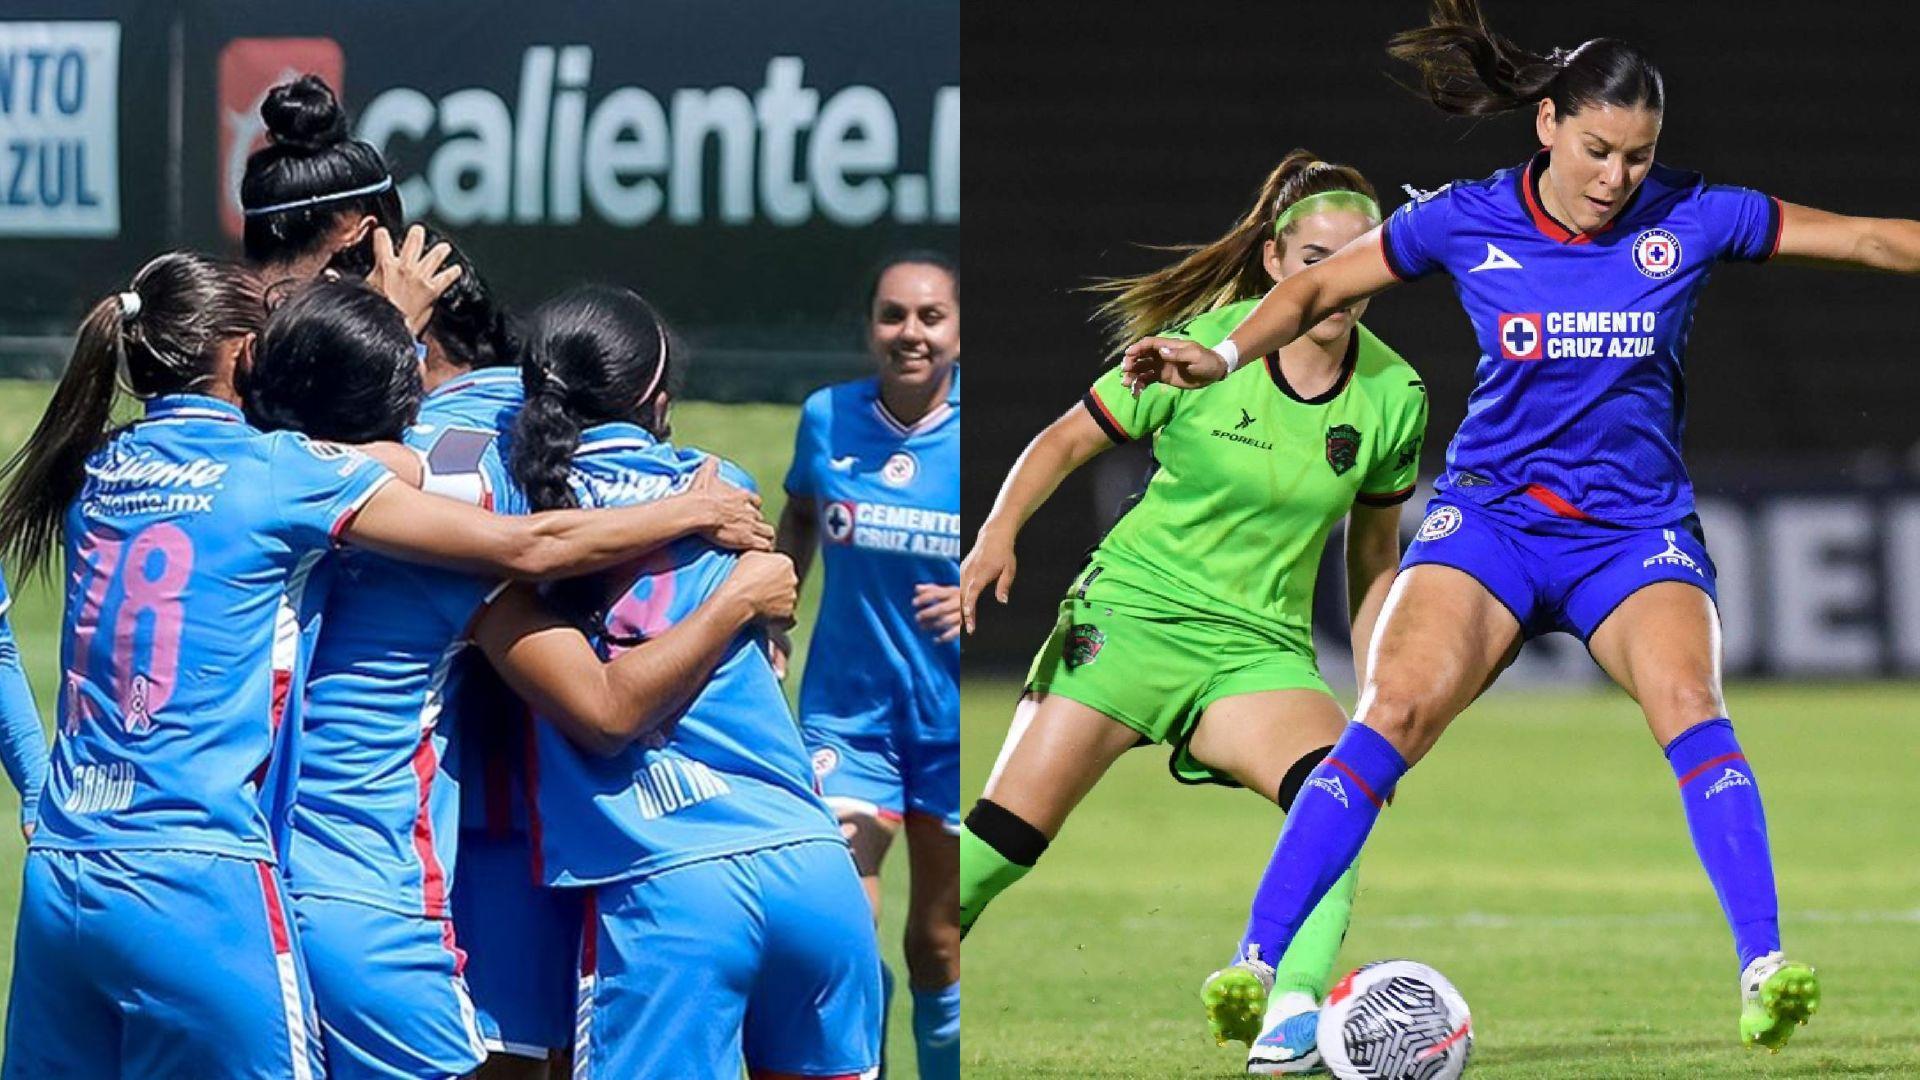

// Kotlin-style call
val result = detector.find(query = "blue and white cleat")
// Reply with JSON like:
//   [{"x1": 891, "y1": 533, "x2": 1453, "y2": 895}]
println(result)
[{"x1": 1245, "y1": 990, "x2": 1325, "y2": 1075}]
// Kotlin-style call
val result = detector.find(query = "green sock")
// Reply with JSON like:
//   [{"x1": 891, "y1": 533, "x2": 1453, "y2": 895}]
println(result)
[
  {"x1": 1270, "y1": 862, "x2": 1358, "y2": 998},
  {"x1": 960, "y1": 823, "x2": 1034, "y2": 936}
]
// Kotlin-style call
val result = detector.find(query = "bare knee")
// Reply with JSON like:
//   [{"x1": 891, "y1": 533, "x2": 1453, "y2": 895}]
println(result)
[
  {"x1": 1642, "y1": 679, "x2": 1725, "y2": 744},
  {"x1": 1355, "y1": 675, "x2": 1449, "y2": 764},
  {"x1": 904, "y1": 910, "x2": 961, "y2": 986}
]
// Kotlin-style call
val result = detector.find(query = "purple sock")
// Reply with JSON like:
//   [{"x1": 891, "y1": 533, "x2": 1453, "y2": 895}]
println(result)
[
  {"x1": 1239, "y1": 722, "x2": 1407, "y2": 965},
  {"x1": 1665, "y1": 718, "x2": 1781, "y2": 972}
]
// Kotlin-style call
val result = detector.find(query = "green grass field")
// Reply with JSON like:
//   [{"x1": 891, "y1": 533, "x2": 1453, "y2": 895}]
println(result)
[
  {"x1": 961, "y1": 677, "x2": 1920, "y2": 1078},
  {"x1": 0, "y1": 380, "x2": 922, "y2": 1075}
]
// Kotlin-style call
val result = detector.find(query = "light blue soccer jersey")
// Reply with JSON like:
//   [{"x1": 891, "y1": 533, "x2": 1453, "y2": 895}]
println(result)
[
  {"x1": 784, "y1": 372, "x2": 960, "y2": 744},
  {"x1": 527, "y1": 423, "x2": 841, "y2": 888},
  {"x1": 35, "y1": 395, "x2": 391, "y2": 862},
  {"x1": 283, "y1": 368, "x2": 526, "y2": 917},
  {"x1": 1381, "y1": 151, "x2": 1779, "y2": 527}
]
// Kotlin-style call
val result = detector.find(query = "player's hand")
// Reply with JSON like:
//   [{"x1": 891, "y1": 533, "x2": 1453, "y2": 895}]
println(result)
[
  {"x1": 914, "y1": 583, "x2": 963, "y2": 644},
  {"x1": 959, "y1": 527, "x2": 1016, "y2": 634},
  {"x1": 368, "y1": 225, "x2": 462, "y2": 339},
  {"x1": 767, "y1": 626, "x2": 792, "y2": 680},
  {"x1": 686, "y1": 457, "x2": 773, "y2": 552},
  {"x1": 1120, "y1": 337, "x2": 1228, "y2": 393},
  {"x1": 721, "y1": 551, "x2": 798, "y2": 625}
]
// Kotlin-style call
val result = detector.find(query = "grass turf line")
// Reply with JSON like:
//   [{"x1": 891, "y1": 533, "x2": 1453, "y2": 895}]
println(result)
[{"x1": 961, "y1": 676, "x2": 1920, "y2": 1078}]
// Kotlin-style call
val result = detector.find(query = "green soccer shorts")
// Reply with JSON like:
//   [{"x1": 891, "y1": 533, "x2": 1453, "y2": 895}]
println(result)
[{"x1": 1023, "y1": 596, "x2": 1332, "y2": 785}]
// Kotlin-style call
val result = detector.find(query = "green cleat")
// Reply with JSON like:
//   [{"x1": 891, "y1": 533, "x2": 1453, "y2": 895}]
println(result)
[
  {"x1": 1739, "y1": 952, "x2": 1820, "y2": 1052},
  {"x1": 1201, "y1": 950, "x2": 1275, "y2": 1048}
]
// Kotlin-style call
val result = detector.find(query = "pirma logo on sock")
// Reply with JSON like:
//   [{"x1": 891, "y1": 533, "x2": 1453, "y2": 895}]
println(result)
[
  {"x1": 1704, "y1": 767, "x2": 1751, "y2": 799},
  {"x1": 1308, "y1": 774, "x2": 1349, "y2": 808}
]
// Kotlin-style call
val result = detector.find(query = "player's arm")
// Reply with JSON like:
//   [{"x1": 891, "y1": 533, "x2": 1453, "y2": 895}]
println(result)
[
  {"x1": 1344, "y1": 503, "x2": 1405, "y2": 689},
  {"x1": 960, "y1": 404, "x2": 1112, "y2": 632},
  {"x1": 1122, "y1": 227, "x2": 1403, "y2": 390},
  {"x1": 1772, "y1": 202, "x2": 1920, "y2": 273},
  {"x1": 0, "y1": 595, "x2": 47, "y2": 838},
  {"x1": 471, "y1": 551, "x2": 797, "y2": 757},
  {"x1": 343, "y1": 456, "x2": 773, "y2": 581},
  {"x1": 775, "y1": 497, "x2": 818, "y2": 588}
]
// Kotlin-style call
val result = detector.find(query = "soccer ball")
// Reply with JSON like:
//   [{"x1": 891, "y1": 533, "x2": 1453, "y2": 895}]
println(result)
[{"x1": 1315, "y1": 960, "x2": 1473, "y2": 1079}]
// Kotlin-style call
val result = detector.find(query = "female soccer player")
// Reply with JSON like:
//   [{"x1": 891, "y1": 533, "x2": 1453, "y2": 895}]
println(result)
[
  {"x1": 244, "y1": 275, "x2": 782, "y2": 1080},
  {"x1": 775, "y1": 252, "x2": 961, "y2": 1079},
  {"x1": 0, "y1": 252, "x2": 783, "y2": 1078},
  {"x1": 1115, "y1": 0, "x2": 1919, "y2": 1051},
  {"x1": 507, "y1": 285, "x2": 882, "y2": 1080},
  {"x1": 240, "y1": 74, "x2": 404, "y2": 284},
  {"x1": 960, "y1": 153, "x2": 1427, "y2": 1072}
]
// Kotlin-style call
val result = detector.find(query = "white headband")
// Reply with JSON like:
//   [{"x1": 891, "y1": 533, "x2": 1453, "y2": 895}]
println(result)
[
  {"x1": 639, "y1": 331, "x2": 669, "y2": 408},
  {"x1": 242, "y1": 176, "x2": 393, "y2": 217}
]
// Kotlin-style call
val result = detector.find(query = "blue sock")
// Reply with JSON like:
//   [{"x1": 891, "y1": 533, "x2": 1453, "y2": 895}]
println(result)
[
  {"x1": 911, "y1": 982, "x2": 960, "y2": 1080},
  {"x1": 1240, "y1": 722, "x2": 1407, "y2": 966},
  {"x1": 877, "y1": 962, "x2": 896, "y2": 1079},
  {"x1": 1665, "y1": 718, "x2": 1780, "y2": 972}
]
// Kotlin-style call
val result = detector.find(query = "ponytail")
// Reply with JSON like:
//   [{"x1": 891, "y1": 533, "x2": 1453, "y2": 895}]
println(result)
[
  {"x1": 1087, "y1": 149, "x2": 1377, "y2": 352},
  {"x1": 1388, "y1": 0, "x2": 1663, "y2": 119},
  {"x1": 510, "y1": 358, "x2": 585, "y2": 512},
  {"x1": 509, "y1": 284, "x2": 677, "y2": 512},
  {"x1": 0, "y1": 252, "x2": 262, "y2": 579}
]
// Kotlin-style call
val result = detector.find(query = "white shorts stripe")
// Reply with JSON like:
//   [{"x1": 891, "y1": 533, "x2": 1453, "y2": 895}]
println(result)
[
  {"x1": 573, "y1": 972, "x2": 595, "y2": 1080},
  {"x1": 274, "y1": 950, "x2": 313, "y2": 1080}
]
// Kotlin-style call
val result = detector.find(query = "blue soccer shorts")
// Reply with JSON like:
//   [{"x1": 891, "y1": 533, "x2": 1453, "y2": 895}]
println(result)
[
  {"x1": 806, "y1": 722, "x2": 959, "y2": 834},
  {"x1": 4, "y1": 848, "x2": 324, "y2": 1079},
  {"x1": 292, "y1": 892, "x2": 488, "y2": 1079},
  {"x1": 572, "y1": 839, "x2": 883, "y2": 1080},
  {"x1": 452, "y1": 827, "x2": 582, "y2": 1060},
  {"x1": 1402, "y1": 497, "x2": 1719, "y2": 642}
]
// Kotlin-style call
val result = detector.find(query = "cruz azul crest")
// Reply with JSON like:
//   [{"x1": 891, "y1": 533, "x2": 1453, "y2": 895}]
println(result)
[
  {"x1": 1064, "y1": 623, "x2": 1105, "y2": 669},
  {"x1": 1325, "y1": 424, "x2": 1362, "y2": 476}
]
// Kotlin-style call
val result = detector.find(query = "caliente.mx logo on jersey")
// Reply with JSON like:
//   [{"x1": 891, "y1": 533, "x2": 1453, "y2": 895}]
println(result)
[{"x1": 1632, "y1": 228, "x2": 1682, "y2": 279}]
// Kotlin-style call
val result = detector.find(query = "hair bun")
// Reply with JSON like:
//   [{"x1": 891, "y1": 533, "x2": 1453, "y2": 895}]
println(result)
[{"x1": 260, "y1": 75, "x2": 348, "y2": 152}]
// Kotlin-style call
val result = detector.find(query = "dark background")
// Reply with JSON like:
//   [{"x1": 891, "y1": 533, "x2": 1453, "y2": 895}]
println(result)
[{"x1": 962, "y1": 0, "x2": 1920, "y2": 671}]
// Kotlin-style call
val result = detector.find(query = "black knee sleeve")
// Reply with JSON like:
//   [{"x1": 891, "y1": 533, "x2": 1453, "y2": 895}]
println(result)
[
  {"x1": 1277, "y1": 745, "x2": 1334, "y2": 812},
  {"x1": 964, "y1": 798, "x2": 1049, "y2": 867}
]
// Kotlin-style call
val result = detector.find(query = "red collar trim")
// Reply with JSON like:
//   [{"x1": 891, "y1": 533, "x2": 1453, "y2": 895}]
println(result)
[{"x1": 1519, "y1": 151, "x2": 1621, "y2": 247}]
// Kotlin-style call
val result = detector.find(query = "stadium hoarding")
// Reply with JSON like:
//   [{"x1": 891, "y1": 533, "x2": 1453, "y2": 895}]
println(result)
[{"x1": 0, "y1": 0, "x2": 959, "y2": 396}]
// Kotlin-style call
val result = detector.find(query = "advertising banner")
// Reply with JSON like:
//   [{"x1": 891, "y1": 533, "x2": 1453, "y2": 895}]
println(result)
[{"x1": 0, "y1": 20, "x2": 120, "y2": 237}]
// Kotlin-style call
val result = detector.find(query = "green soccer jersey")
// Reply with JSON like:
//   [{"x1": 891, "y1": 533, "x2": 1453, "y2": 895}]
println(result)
[{"x1": 1078, "y1": 297, "x2": 1429, "y2": 653}]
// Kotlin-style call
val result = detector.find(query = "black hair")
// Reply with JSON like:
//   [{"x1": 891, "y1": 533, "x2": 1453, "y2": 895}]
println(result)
[
  {"x1": 241, "y1": 75, "x2": 404, "y2": 270},
  {"x1": 865, "y1": 249, "x2": 960, "y2": 315},
  {"x1": 420, "y1": 227, "x2": 520, "y2": 372},
  {"x1": 245, "y1": 279, "x2": 422, "y2": 444},
  {"x1": 509, "y1": 285, "x2": 679, "y2": 513},
  {"x1": 1388, "y1": 0, "x2": 1664, "y2": 119},
  {"x1": 0, "y1": 253, "x2": 264, "y2": 578}
]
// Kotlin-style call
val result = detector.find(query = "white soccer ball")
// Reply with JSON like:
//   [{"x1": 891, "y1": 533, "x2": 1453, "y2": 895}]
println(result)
[{"x1": 1315, "y1": 960, "x2": 1473, "y2": 1079}]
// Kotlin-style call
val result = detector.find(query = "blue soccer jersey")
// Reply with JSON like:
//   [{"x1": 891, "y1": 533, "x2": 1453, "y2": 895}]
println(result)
[
  {"x1": 526, "y1": 423, "x2": 841, "y2": 888},
  {"x1": 1381, "y1": 150, "x2": 1780, "y2": 527},
  {"x1": 784, "y1": 373, "x2": 960, "y2": 744},
  {"x1": 0, "y1": 567, "x2": 49, "y2": 830},
  {"x1": 36, "y1": 395, "x2": 392, "y2": 862},
  {"x1": 283, "y1": 368, "x2": 526, "y2": 917}
]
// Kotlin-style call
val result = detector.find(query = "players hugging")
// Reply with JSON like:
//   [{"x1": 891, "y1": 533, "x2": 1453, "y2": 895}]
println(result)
[{"x1": 0, "y1": 39, "x2": 957, "y2": 1080}]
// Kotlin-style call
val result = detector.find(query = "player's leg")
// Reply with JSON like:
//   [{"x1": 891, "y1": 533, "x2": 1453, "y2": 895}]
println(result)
[
  {"x1": 1584, "y1": 576, "x2": 1817, "y2": 1050},
  {"x1": 1235, "y1": 564, "x2": 1522, "y2": 978},
  {"x1": 806, "y1": 723, "x2": 902, "y2": 1066},
  {"x1": 574, "y1": 867, "x2": 754, "y2": 1080},
  {"x1": 899, "y1": 727, "x2": 961, "y2": 1080},
  {"x1": 457, "y1": 829, "x2": 583, "y2": 1080},
  {"x1": 109, "y1": 852, "x2": 325, "y2": 1080},
  {"x1": 959, "y1": 692, "x2": 1144, "y2": 934},
  {"x1": 291, "y1": 893, "x2": 488, "y2": 1079},
  {"x1": 1185, "y1": 687, "x2": 1354, "y2": 1057},
  {"x1": 2, "y1": 851, "x2": 120, "y2": 1078},
  {"x1": 742, "y1": 839, "x2": 886, "y2": 1080}
]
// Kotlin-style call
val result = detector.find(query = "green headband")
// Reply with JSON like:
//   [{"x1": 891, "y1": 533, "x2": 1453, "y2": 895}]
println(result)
[{"x1": 1272, "y1": 190, "x2": 1381, "y2": 236}]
